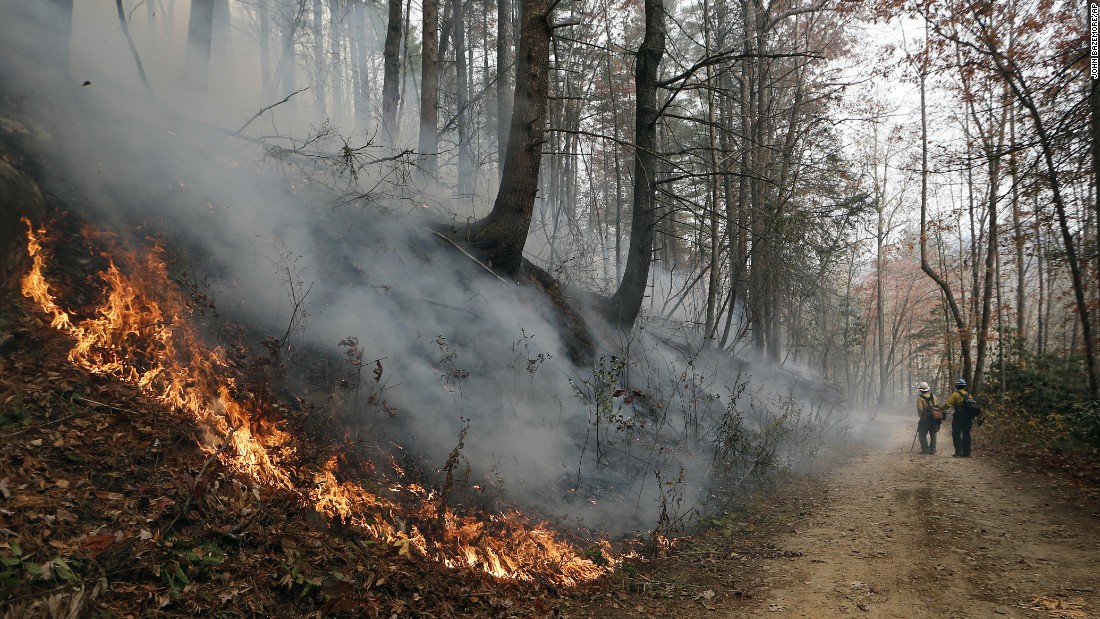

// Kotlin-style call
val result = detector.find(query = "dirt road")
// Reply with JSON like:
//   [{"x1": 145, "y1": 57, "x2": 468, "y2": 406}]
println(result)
[{"x1": 729, "y1": 412, "x2": 1100, "y2": 619}]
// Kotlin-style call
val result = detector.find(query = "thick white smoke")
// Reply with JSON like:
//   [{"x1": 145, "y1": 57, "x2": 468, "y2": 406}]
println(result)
[{"x1": 0, "y1": 0, "x2": 859, "y2": 536}]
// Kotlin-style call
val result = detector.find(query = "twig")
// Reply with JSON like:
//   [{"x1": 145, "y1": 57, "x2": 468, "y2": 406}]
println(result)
[
  {"x1": 114, "y1": 0, "x2": 154, "y2": 96},
  {"x1": 0, "y1": 408, "x2": 84, "y2": 439},
  {"x1": 228, "y1": 509, "x2": 260, "y2": 535},
  {"x1": 70, "y1": 394, "x2": 145, "y2": 416},
  {"x1": 210, "y1": 509, "x2": 260, "y2": 542},
  {"x1": 126, "y1": 0, "x2": 146, "y2": 22},
  {"x1": 432, "y1": 231, "x2": 509, "y2": 284},
  {"x1": 162, "y1": 423, "x2": 242, "y2": 537},
  {"x1": 235, "y1": 87, "x2": 310, "y2": 135}
]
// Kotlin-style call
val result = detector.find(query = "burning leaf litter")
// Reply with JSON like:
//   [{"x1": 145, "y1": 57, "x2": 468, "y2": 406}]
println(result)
[{"x1": 17, "y1": 217, "x2": 613, "y2": 587}]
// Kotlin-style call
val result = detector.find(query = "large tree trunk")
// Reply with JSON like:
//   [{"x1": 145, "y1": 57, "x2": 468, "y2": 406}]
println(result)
[
  {"x1": 452, "y1": 0, "x2": 471, "y2": 200},
  {"x1": 460, "y1": 0, "x2": 552, "y2": 278},
  {"x1": 329, "y1": 0, "x2": 346, "y2": 125},
  {"x1": 183, "y1": 0, "x2": 215, "y2": 95},
  {"x1": 351, "y1": 2, "x2": 373, "y2": 133},
  {"x1": 277, "y1": 1, "x2": 308, "y2": 96},
  {"x1": 496, "y1": 0, "x2": 514, "y2": 174},
  {"x1": 604, "y1": 0, "x2": 665, "y2": 330},
  {"x1": 382, "y1": 0, "x2": 403, "y2": 142},
  {"x1": 417, "y1": 0, "x2": 440, "y2": 178}
]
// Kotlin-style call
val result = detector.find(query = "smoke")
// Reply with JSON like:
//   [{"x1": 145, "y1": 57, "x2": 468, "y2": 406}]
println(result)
[{"x1": 0, "y1": 0, "x2": 856, "y2": 536}]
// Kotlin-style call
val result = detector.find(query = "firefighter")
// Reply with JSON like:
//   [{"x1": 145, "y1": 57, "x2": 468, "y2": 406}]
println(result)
[
  {"x1": 945, "y1": 378, "x2": 976, "y2": 457},
  {"x1": 915, "y1": 381, "x2": 940, "y2": 454}
]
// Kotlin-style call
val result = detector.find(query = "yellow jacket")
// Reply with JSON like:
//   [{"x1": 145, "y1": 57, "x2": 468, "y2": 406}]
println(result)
[
  {"x1": 944, "y1": 389, "x2": 970, "y2": 410},
  {"x1": 916, "y1": 393, "x2": 937, "y2": 417}
]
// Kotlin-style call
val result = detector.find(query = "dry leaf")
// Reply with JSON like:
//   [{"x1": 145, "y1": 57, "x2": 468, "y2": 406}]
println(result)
[{"x1": 83, "y1": 534, "x2": 116, "y2": 559}]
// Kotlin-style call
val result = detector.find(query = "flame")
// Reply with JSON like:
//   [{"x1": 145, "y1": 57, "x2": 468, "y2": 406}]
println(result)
[{"x1": 19, "y1": 218, "x2": 612, "y2": 586}]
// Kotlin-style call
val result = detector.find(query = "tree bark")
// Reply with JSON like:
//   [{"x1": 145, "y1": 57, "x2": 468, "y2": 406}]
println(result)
[
  {"x1": 496, "y1": 0, "x2": 514, "y2": 174},
  {"x1": 452, "y1": 0, "x2": 471, "y2": 199},
  {"x1": 461, "y1": 0, "x2": 552, "y2": 278},
  {"x1": 417, "y1": 0, "x2": 440, "y2": 178},
  {"x1": 382, "y1": 0, "x2": 404, "y2": 142},
  {"x1": 604, "y1": 0, "x2": 665, "y2": 330}
]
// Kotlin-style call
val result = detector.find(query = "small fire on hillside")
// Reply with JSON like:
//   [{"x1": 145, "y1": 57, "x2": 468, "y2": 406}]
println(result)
[{"x1": 19, "y1": 217, "x2": 612, "y2": 586}]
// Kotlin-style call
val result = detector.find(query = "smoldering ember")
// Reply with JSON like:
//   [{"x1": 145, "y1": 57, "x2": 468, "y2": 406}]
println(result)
[{"x1": 0, "y1": 1, "x2": 1097, "y2": 618}]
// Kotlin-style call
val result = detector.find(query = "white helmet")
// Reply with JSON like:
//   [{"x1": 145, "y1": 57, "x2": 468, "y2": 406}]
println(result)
[{"x1": 918, "y1": 382, "x2": 930, "y2": 392}]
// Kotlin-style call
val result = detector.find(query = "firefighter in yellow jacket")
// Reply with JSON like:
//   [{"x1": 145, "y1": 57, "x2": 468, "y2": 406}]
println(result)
[
  {"x1": 944, "y1": 378, "x2": 978, "y2": 457},
  {"x1": 915, "y1": 381, "x2": 940, "y2": 454}
]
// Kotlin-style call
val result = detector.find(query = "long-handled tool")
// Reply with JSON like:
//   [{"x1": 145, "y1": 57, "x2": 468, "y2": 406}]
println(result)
[{"x1": 910, "y1": 429, "x2": 919, "y2": 452}]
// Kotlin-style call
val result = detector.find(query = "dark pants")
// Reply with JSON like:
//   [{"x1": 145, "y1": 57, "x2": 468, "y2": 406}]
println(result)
[
  {"x1": 917, "y1": 415, "x2": 940, "y2": 453},
  {"x1": 952, "y1": 413, "x2": 974, "y2": 456}
]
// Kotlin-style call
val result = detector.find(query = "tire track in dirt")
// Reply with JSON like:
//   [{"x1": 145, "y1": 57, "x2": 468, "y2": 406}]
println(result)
[{"x1": 730, "y1": 412, "x2": 1100, "y2": 619}]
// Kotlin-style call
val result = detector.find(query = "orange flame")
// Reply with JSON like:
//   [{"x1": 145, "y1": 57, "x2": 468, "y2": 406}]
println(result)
[{"x1": 19, "y1": 218, "x2": 612, "y2": 586}]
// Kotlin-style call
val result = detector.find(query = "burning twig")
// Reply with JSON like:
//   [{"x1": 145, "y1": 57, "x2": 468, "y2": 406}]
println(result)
[{"x1": 162, "y1": 422, "x2": 243, "y2": 537}]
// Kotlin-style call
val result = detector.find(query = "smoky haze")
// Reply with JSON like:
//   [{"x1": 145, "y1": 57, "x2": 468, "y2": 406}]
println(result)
[{"x1": 0, "y1": 0, "x2": 872, "y2": 536}]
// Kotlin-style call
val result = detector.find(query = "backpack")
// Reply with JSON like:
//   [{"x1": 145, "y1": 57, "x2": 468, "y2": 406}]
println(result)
[
  {"x1": 961, "y1": 392, "x2": 981, "y2": 419},
  {"x1": 921, "y1": 394, "x2": 943, "y2": 421}
]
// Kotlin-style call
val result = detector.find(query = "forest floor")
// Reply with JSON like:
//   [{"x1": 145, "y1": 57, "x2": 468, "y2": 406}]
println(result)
[
  {"x1": 3, "y1": 228, "x2": 1100, "y2": 617},
  {"x1": 578, "y1": 415, "x2": 1100, "y2": 619}
]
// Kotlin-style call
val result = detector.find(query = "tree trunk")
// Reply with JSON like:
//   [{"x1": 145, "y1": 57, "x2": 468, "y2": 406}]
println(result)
[
  {"x1": 329, "y1": 0, "x2": 346, "y2": 126},
  {"x1": 604, "y1": 0, "x2": 665, "y2": 330},
  {"x1": 183, "y1": 0, "x2": 215, "y2": 95},
  {"x1": 1009, "y1": 105, "x2": 1025, "y2": 357},
  {"x1": 312, "y1": 0, "x2": 326, "y2": 115},
  {"x1": 278, "y1": 2, "x2": 306, "y2": 96},
  {"x1": 452, "y1": 0, "x2": 471, "y2": 200},
  {"x1": 917, "y1": 57, "x2": 973, "y2": 384},
  {"x1": 970, "y1": 94, "x2": 1007, "y2": 395},
  {"x1": 382, "y1": 0, "x2": 403, "y2": 142},
  {"x1": 259, "y1": 0, "x2": 271, "y2": 96},
  {"x1": 460, "y1": 0, "x2": 552, "y2": 278},
  {"x1": 351, "y1": 2, "x2": 373, "y2": 133},
  {"x1": 993, "y1": 55, "x2": 1099, "y2": 398},
  {"x1": 418, "y1": 0, "x2": 440, "y2": 178},
  {"x1": 496, "y1": 0, "x2": 514, "y2": 174}
]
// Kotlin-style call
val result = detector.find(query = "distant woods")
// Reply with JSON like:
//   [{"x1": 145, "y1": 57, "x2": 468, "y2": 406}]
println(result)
[{"x1": 27, "y1": 0, "x2": 1099, "y2": 406}]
